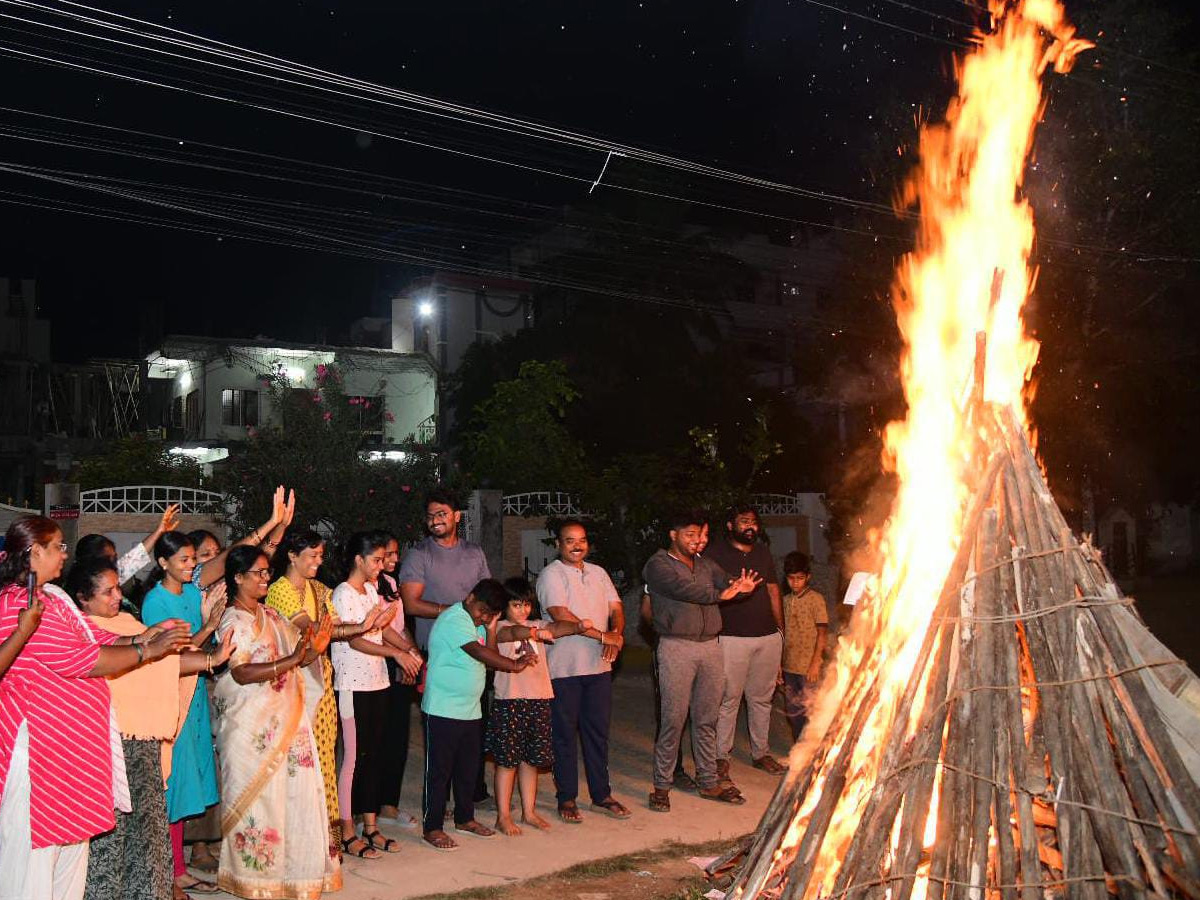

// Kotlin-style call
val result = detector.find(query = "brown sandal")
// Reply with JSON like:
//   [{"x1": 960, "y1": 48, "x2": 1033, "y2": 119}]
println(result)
[
  {"x1": 557, "y1": 801, "x2": 583, "y2": 824},
  {"x1": 454, "y1": 820, "x2": 495, "y2": 838},
  {"x1": 422, "y1": 829, "x2": 459, "y2": 852},
  {"x1": 648, "y1": 789, "x2": 671, "y2": 812},
  {"x1": 699, "y1": 785, "x2": 746, "y2": 804},
  {"x1": 591, "y1": 797, "x2": 632, "y2": 819}
]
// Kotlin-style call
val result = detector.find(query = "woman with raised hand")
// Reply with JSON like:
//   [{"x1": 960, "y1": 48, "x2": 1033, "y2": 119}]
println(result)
[
  {"x1": 75, "y1": 503, "x2": 182, "y2": 592},
  {"x1": 214, "y1": 545, "x2": 339, "y2": 900},
  {"x1": 0, "y1": 516, "x2": 189, "y2": 900},
  {"x1": 70, "y1": 557, "x2": 235, "y2": 900},
  {"x1": 266, "y1": 528, "x2": 390, "y2": 864}
]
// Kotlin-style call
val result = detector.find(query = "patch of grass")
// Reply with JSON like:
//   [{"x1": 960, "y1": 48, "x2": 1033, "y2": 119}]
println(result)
[{"x1": 410, "y1": 835, "x2": 748, "y2": 900}]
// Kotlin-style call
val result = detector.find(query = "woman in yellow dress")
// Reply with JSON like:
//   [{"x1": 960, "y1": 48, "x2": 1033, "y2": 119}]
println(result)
[{"x1": 266, "y1": 529, "x2": 392, "y2": 860}]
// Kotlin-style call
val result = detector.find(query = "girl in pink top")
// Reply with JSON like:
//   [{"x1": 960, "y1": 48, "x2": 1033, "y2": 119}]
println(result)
[
  {"x1": 485, "y1": 578, "x2": 597, "y2": 836},
  {"x1": 0, "y1": 516, "x2": 189, "y2": 900}
]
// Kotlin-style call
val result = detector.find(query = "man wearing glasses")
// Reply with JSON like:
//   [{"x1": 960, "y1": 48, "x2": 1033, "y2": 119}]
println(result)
[
  {"x1": 399, "y1": 487, "x2": 494, "y2": 805},
  {"x1": 399, "y1": 488, "x2": 491, "y2": 652}
]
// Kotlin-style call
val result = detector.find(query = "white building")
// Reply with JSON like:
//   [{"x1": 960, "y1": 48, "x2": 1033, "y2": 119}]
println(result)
[
  {"x1": 389, "y1": 272, "x2": 534, "y2": 372},
  {"x1": 145, "y1": 335, "x2": 438, "y2": 468}
]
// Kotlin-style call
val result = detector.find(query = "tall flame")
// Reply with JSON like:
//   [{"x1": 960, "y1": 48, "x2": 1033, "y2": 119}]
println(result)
[{"x1": 772, "y1": 3, "x2": 1090, "y2": 898}]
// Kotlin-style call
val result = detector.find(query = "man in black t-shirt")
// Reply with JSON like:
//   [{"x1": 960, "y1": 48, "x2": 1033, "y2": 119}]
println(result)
[{"x1": 704, "y1": 504, "x2": 787, "y2": 777}]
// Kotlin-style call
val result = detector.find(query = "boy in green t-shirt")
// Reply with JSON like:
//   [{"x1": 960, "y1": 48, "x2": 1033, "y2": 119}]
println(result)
[
  {"x1": 421, "y1": 579, "x2": 535, "y2": 851},
  {"x1": 780, "y1": 552, "x2": 828, "y2": 742}
]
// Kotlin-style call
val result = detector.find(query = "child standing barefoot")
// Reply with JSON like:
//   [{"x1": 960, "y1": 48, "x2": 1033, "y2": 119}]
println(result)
[{"x1": 487, "y1": 578, "x2": 597, "y2": 836}]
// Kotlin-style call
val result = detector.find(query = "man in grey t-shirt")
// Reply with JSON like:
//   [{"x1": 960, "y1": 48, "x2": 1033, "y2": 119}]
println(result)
[{"x1": 399, "y1": 488, "x2": 491, "y2": 650}]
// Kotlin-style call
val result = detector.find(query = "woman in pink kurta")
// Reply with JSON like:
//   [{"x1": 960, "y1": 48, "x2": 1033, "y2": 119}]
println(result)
[{"x1": 0, "y1": 516, "x2": 190, "y2": 900}]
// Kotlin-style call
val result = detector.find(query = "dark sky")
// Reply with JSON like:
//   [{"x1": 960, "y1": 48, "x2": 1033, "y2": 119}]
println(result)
[{"x1": 0, "y1": 0, "x2": 1193, "y2": 361}]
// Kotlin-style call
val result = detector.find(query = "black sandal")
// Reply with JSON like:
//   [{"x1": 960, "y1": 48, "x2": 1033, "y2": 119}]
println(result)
[
  {"x1": 340, "y1": 836, "x2": 381, "y2": 859},
  {"x1": 363, "y1": 828, "x2": 402, "y2": 853}
]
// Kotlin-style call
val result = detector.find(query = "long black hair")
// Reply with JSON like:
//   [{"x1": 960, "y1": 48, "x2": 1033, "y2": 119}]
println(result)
[
  {"x1": 341, "y1": 531, "x2": 387, "y2": 581},
  {"x1": 372, "y1": 529, "x2": 400, "y2": 599}
]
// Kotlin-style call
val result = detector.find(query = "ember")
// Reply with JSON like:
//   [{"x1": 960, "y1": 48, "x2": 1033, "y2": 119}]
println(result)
[{"x1": 725, "y1": 2, "x2": 1200, "y2": 900}]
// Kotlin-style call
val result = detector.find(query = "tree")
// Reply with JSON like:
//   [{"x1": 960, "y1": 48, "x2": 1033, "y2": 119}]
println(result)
[
  {"x1": 460, "y1": 360, "x2": 585, "y2": 493},
  {"x1": 75, "y1": 435, "x2": 202, "y2": 490},
  {"x1": 213, "y1": 364, "x2": 442, "y2": 564}
]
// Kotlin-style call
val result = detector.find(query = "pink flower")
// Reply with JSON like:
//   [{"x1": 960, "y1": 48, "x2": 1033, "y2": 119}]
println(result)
[
  {"x1": 402, "y1": 485, "x2": 411, "y2": 492},
  {"x1": 384, "y1": 411, "x2": 395, "y2": 423},
  {"x1": 322, "y1": 411, "x2": 332, "y2": 422},
  {"x1": 349, "y1": 396, "x2": 360, "y2": 406},
  {"x1": 263, "y1": 828, "x2": 281, "y2": 844},
  {"x1": 311, "y1": 392, "x2": 321, "y2": 403}
]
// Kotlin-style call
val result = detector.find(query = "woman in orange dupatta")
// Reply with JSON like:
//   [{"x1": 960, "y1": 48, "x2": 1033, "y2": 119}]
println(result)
[
  {"x1": 70, "y1": 557, "x2": 233, "y2": 900},
  {"x1": 214, "y1": 547, "x2": 339, "y2": 900}
]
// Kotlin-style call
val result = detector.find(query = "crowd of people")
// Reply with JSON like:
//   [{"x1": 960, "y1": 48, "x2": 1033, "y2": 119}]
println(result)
[{"x1": 0, "y1": 487, "x2": 829, "y2": 900}]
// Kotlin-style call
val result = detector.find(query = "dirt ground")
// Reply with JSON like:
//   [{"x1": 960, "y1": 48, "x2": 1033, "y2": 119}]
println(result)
[{"x1": 410, "y1": 838, "x2": 740, "y2": 900}]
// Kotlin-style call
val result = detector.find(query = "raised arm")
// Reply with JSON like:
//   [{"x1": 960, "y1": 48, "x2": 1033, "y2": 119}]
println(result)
[{"x1": 198, "y1": 487, "x2": 288, "y2": 589}]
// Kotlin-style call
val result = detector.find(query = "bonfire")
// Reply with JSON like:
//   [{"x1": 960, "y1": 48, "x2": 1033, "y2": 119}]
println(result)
[{"x1": 724, "y1": 2, "x2": 1200, "y2": 900}]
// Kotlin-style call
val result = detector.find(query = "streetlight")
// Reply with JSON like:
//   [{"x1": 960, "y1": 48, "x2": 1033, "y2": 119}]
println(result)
[{"x1": 417, "y1": 300, "x2": 434, "y2": 318}]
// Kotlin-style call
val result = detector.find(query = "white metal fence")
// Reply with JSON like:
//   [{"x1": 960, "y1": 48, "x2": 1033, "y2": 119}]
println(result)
[
  {"x1": 500, "y1": 492, "x2": 583, "y2": 517},
  {"x1": 80, "y1": 485, "x2": 224, "y2": 515}
]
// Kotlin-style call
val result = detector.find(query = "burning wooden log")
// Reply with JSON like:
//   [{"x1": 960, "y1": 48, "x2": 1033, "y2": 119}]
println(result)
[{"x1": 723, "y1": 404, "x2": 1200, "y2": 900}]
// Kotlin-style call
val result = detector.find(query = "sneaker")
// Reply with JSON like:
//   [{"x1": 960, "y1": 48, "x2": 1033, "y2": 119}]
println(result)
[{"x1": 753, "y1": 755, "x2": 787, "y2": 775}]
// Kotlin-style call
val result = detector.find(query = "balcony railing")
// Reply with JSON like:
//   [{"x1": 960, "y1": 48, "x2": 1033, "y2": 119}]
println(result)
[
  {"x1": 501, "y1": 492, "x2": 582, "y2": 517},
  {"x1": 81, "y1": 485, "x2": 224, "y2": 515},
  {"x1": 414, "y1": 415, "x2": 437, "y2": 445}
]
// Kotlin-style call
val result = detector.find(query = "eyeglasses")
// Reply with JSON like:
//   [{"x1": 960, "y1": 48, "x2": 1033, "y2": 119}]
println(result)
[
  {"x1": 245, "y1": 568, "x2": 272, "y2": 579},
  {"x1": 41, "y1": 542, "x2": 68, "y2": 553},
  {"x1": 426, "y1": 510, "x2": 451, "y2": 522}
]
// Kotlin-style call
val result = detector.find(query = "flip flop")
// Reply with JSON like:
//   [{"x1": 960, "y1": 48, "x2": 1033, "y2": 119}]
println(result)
[
  {"x1": 648, "y1": 789, "x2": 671, "y2": 813},
  {"x1": 422, "y1": 830, "x2": 459, "y2": 852},
  {"x1": 454, "y1": 820, "x2": 496, "y2": 838},
  {"x1": 557, "y1": 801, "x2": 583, "y2": 824},
  {"x1": 175, "y1": 877, "x2": 219, "y2": 895},
  {"x1": 590, "y1": 797, "x2": 632, "y2": 819},
  {"x1": 699, "y1": 785, "x2": 747, "y2": 805}
]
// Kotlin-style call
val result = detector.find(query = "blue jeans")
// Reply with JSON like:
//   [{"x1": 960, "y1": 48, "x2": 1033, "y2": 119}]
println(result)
[
  {"x1": 782, "y1": 672, "x2": 808, "y2": 741},
  {"x1": 550, "y1": 672, "x2": 613, "y2": 805}
]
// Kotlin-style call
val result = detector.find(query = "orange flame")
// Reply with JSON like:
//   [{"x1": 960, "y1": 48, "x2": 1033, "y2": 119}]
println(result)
[{"x1": 773, "y1": 3, "x2": 1090, "y2": 899}]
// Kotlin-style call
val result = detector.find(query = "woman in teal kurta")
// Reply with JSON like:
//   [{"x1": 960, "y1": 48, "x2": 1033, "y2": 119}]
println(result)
[{"x1": 141, "y1": 531, "x2": 225, "y2": 897}]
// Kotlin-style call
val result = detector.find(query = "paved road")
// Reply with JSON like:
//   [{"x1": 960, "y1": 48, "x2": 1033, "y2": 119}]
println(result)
[{"x1": 199, "y1": 648, "x2": 796, "y2": 899}]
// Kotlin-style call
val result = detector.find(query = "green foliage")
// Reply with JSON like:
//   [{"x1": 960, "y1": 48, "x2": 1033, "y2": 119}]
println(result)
[
  {"x1": 461, "y1": 360, "x2": 586, "y2": 492},
  {"x1": 213, "y1": 364, "x2": 442, "y2": 557},
  {"x1": 75, "y1": 435, "x2": 202, "y2": 490}
]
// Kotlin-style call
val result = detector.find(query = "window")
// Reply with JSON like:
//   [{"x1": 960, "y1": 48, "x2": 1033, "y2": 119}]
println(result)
[
  {"x1": 185, "y1": 391, "x2": 201, "y2": 434},
  {"x1": 220, "y1": 389, "x2": 259, "y2": 427},
  {"x1": 171, "y1": 395, "x2": 184, "y2": 428},
  {"x1": 349, "y1": 395, "x2": 385, "y2": 446}
]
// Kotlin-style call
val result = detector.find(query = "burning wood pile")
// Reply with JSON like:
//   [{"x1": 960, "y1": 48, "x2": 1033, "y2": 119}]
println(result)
[
  {"x1": 721, "y1": 2, "x2": 1200, "y2": 899},
  {"x1": 726, "y1": 399, "x2": 1200, "y2": 900}
]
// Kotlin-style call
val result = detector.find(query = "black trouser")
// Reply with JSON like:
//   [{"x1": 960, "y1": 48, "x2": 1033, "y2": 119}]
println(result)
[
  {"x1": 350, "y1": 688, "x2": 389, "y2": 816},
  {"x1": 422, "y1": 715, "x2": 482, "y2": 833},
  {"x1": 474, "y1": 682, "x2": 492, "y2": 801},
  {"x1": 381, "y1": 666, "x2": 415, "y2": 808}
]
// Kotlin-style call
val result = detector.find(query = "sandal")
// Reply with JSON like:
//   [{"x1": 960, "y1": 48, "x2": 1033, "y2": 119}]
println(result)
[
  {"x1": 174, "y1": 876, "x2": 219, "y2": 894},
  {"x1": 363, "y1": 828, "x2": 402, "y2": 853},
  {"x1": 340, "y1": 836, "x2": 382, "y2": 859},
  {"x1": 648, "y1": 789, "x2": 671, "y2": 813},
  {"x1": 557, "y1": 801, "x2": 583, "y2": 824},
  {"x1": 423, "y1": 830, "x2": 459, "y2": 852},
  {"x1": 590, "y1": 797, "x2": 632, "y2": 819},
  {"x1": 188, "y1": 852, "x2": 218, "y2": 875},
  {"x1": 454, "y1": 819, "x2": 495, "y2": 838},
  {"x1": 699, "y1": 784, "x2": 747, "y2": 805}
]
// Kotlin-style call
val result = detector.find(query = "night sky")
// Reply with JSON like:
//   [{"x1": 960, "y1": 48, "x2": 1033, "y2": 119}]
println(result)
[{"x1": 0, "y1": 0, "x2": 1194, "y2": 361}]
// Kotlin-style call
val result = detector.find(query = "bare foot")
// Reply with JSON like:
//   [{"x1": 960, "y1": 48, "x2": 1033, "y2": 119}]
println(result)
[
  {"x1": 522, "y1": 810, "x2": 552, "y2": 830},
  {"x1": 495, "y1": 816, "x2": 522, "y2": 836}
]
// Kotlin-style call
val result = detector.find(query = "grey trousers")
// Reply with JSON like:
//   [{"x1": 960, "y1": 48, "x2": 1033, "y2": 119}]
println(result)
[
  {"x1": 654, "y1": 637, "x2": 725, "y2": 791},
  {"x1": 717, "y1": 631, "x2": 783, "y2": 761}
]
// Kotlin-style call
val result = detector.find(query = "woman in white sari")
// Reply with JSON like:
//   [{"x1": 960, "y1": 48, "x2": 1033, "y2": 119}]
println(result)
[{"x1": 214, "y1": 546, "x2": 339, "y2": 900}]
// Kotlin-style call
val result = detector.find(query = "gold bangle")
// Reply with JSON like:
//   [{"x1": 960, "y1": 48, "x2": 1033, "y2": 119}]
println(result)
[
  {"x1": 206, "y1": 653, "x2": 213, "y2": 675},
  {"x1": 272, "y1": 660, "x2": 278, "y2": 679}
]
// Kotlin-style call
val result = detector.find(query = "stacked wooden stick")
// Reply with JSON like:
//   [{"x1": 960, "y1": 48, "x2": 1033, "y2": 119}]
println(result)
[{"x1": 726, "y1": 403, "x2": 1200, "y2": 900}]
